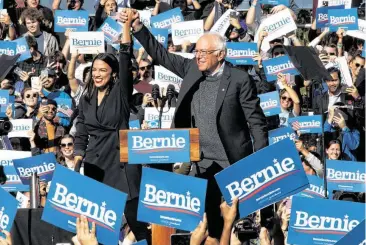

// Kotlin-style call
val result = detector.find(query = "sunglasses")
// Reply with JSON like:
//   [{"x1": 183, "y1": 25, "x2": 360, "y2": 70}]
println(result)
[
  {"x1": 25, "y1": 93, "x2": 37, "y2": 98},
  {"x1": 281, "y1": 96, "x2": 293, "y2": 102},
  {"x1": 355, "y1": 63, "x2": 364, "y2": 69},
  {"x1": 61, "y1": 143, "x2": 74, "y2": 148},
  {"x1": 47, "y1": 106, "x2": 57, "y2": 112},
  {"x1": 139, "y1": 65, "x2": 152, "y2": 71},
  {"x1": 274, "y1": 51, "x2": 285, "y2": 56},
  {"x1": 327, "y1": 52, "x2": 336, "y2": 56}
]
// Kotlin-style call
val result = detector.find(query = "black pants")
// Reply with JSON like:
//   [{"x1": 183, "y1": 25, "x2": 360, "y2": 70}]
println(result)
[
  {"x1": 124, "y1": 198, "x2": 151, "y2": 244},
  {"x1": 190, "y1": 160, "x2": 226, "y2": 240}
]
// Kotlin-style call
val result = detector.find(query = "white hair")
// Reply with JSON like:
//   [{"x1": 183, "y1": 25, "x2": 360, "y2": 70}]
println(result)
[{"x1": 201, "y1": 32, "x2": 227, "y2": 56}]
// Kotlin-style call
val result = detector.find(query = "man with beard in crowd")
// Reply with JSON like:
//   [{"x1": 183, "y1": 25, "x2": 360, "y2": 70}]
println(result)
[{"x1": 133, "y1": 58, "x2": 154, "y2": 94}]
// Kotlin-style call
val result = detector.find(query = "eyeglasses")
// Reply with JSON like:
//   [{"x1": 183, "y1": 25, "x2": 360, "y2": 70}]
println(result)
[
  {"x1": 25, "y1": 94, "x2": 37, "y2": 99},
  {"x1": 139, "y1": 65, "x2": 152, "y2": 71},
  {"x1": 281, "y1": 96, "x2": 293, "y2": 102},
  {"x1": 274, "y1": 51, "x2": 285, "y2": 56},
  {"x1": 355, "y1": 63, "x2": 364, "y2": 69},
  {"x1": 193, "y1": 49, "x2": 220, "y2": 57},
  {"x1": 61, "y1": 143, "x2": 74, "y2": 148}
]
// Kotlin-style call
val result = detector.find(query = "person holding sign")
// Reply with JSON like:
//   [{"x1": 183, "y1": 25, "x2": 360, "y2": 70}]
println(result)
[
  {"x1": 74, "y1": 9, "x2": 150, "y2": 243},
  {"x1": 122, "y1": 9, "x2": 268, "y2": 239}
]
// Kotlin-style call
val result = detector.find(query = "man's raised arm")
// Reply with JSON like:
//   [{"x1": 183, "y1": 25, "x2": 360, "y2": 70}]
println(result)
[{"x1": 120, "y1": 9, "x2": 191, "y2": 79}]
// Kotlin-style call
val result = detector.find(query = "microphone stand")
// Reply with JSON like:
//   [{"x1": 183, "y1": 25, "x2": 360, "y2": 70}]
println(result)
[{"x1": 158, "y1": 97, "x2": 168, "y2": 129}]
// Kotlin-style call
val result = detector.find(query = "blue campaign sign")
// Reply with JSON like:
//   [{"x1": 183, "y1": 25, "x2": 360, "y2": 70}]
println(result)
[
  {"x1": 133, "y1": 28, "x2": 168, "y2": 50},
  {"x1": 0, "y1": 90, "x2": 9, "y2": 118},
  {"x1": 1, "y1": 164, "x2": 29, "y2": 192},
  {"x1": 138, "y1": 167, "x2": 207, "y2": 231},
  {"x1": 315, "y1": 5, "x2": 345, "y2": 29},
  {"x1": 215, "y1": 139, "x2": 309, "y2": 218},
  {"x1": 335, "y1": 219, "x2": 366, "y2": 245},
  {"x1": 129, "y1": 120, "x2": 141, "y2": 130},
  {"x1": 13, "y1": 153, "x2": 57, "y2": 185},
  {"x1": 268, "y1": 126, "x2": 297, "y2": 145},
  {"x1": 328, "y1": 8, "x2": 359, "y2": 32},
  {"x1": 0, "y1": 0, "x2": 3, "y2": 9},
  {"x1": 150, "y1": 8, "x2": 183, "y2": 30},
  {"x1": 326, "y1": 160, "x2": 365, "y2": 193},
  {"x1": 98, "y1": 17, "x2": 122, "y2": 44},
  {"x1": 288, "y1": 196, "x2": 365, "y2": 245},
  {"x1": 288, "y1": 115, "x2": 322, "y2": 134},
  {"x1": 0, "y1": 187, "x2": 18, "y2": 238},
  {"x1": 294, "y1": 175, "x2": 329, "y2": 199},
  {"x1": 133, "y1": 240, "x2": 148, "y2": 245},
  {"x1": 128, "y1": 130, "x2": 190, "y2": 164},
  {"x1": 262, "y1": 55, "x2": 300, "y2": 82},
  {"x1": 225, "y1": 42, "x2": 257, "y2": 65},
  {"x1": 54, "y1": 10, "x2": 89, "y2": 32},
  {"x1": 258, "y1": 91, "x2": 281, "y2": 117},
  {"x1": 42, "y1": 165, "x2": 127, "y2": 245},
  {"x1": 54, "y1": 98, "x2": 73, "y2": 118},
  {"x1": 259, "y1": 0, "x2": 289, "y2": 6},
  {"x1": 13, "y1": 37, "x2": 31, "y2": 62},
  {"x1": 0, "y1": 41, "x2": 17, "y2": 56}
]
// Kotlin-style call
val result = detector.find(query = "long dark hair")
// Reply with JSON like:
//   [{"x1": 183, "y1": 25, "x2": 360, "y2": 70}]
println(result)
[
  {"x1": 83, "y1": 53, "x2": 119, "y2": 102},
  {"x1": 57, "y1": 134, "x2": 75, "y2": 166}
]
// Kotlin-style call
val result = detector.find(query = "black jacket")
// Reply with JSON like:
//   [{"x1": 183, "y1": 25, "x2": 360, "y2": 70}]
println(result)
[
  {"x1": 74, "y1": 48, "x2": 140, "y2": 200},
  {"x1": 134, "y1": 26, "x2": 268, "y2": 164}
]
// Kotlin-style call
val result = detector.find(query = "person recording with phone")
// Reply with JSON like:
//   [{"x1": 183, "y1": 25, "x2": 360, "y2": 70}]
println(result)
[{"x1": 74, "y1": 9, "x2": 150, "y2": 243}]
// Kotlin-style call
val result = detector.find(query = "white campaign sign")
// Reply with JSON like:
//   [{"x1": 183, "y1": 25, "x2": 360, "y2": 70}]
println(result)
[
  {"x1": 70, "y1": 32, "x2": 105, "y2": 54},
  {"x1": 172, "y1": 20, "x2": 204, "y2": 45},
  {"x1": 8, "y1": 119, "x2": 33, "y2": 138},
  {"x1": 347, "y1": 19, "x2": 366, "y2": 40},
  {"x1": 138, "y1": 10, "x2": 151, "y2": 28},
  {"x1": 144, "y1": 107, "x2": 176, "y2": 129},
  {"x1": 154, "y1": 65, "x2": 183, "y2": 92},
  {"x1": 335, "y1": 56, "x2": 353, "y2": 86},
  {"x1": 211, "y1": 9, "x2": 235, "y2": 37},
  {"x1": 16, "y1": 192, "x2": 29, "y2": 208},
  {"x1": 317, "y1": 0, "x2": 352, "y2": 8},
  {"x1": 31, "y1": 77, "x2": 42, "y2": 92},
  {"x1": 254, "y1": 9, "x2": 297, "y2": 52},
  {"x1": 172, "y1": 52, "x2": 195, "y2": 59}
]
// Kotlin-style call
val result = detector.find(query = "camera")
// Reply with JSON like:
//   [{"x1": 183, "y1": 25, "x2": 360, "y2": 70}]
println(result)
[
  {"x1": 234, "y1": 214, "x2": 259, "y2": 242},
  {"x1": 0, "y1": 119, "x2": 12, "y2": 135}
]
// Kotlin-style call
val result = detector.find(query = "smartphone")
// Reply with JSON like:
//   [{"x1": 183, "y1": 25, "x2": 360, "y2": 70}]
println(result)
[
  {"x1": 171, "y1": 233, "x2": 191, "y2": 245},
  {"x1": 41, "y1": 69, "x2": 48, "y2": 78},
  {"x1": 340, "y1": 85, "x2": 351, "y2": 93},
  {"x1": 14, "y1": 67, "x2": 24, "y2": 76}
]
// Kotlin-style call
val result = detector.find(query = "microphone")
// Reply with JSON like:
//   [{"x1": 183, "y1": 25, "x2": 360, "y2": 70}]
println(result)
[
  {"x1": 167, "y1": 84, "x2": 175, "y2": 109},
  {"x1": 152, "y1": 84, "x2": 160, "y2": 108},
  {"x1": 336, "y1": 105, "x2": 364, "y2": 110}
]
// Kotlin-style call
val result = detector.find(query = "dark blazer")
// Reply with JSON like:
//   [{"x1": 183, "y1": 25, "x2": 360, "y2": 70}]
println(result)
[
  {"x1": 74, "y1": 48, "x2": 141, "y2": 200},
  {"x1": 134, "y1": 26, "x2": 268, "y2": 164}
]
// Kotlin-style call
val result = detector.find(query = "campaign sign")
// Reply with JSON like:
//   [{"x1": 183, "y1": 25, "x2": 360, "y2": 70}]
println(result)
[
  {"x1": 0, "y1": 0, "x2": 3, "y2": 9},
  {"x1": 225, "y1": 42, "x2": 257, "y2": 65},
  {"x1": 138, "y1": 10, "x2": 151, "y2": 27},
  {"x1": 98, "y1": 17, "x2": 123, "y2": 44},
  {"x1": 326, "y1": 160, "x2": 366, "y2": 193},
  {"x1": 315, "y1": 5, "x2": 345, "y2": 29},
  {"x1": 144, "y1": 107, "x2": 175, "y2": 129},
  {"x1": 268, "y1": 126, "x2": 297, "y2": 145},
  {"x1": 260, "y1": 9, "x2": 297, "y2": 42},
  {"x1": 262, "y1": 55, "x2": 300, "y2": 82},
  {"x1": 129, "y1": 120, "x2": 141, "y2": 130},
  {"x1": 335, "y1": 219, "x2": 366, "y2": 245},
  {"x1": 347, "y1": 19, "x2": 366, "y2": 40},
  {"x1": 0, "y1": 187, "x2": 18, "y2": 237},
  {"x1": 42, "y1": 165, "x2": 127, "y2": 245},
  {"x1": 0, "y1": 90, "x2": 10, "y2": 118},
  {"x1": 0, "y1": 150, "x2": 31, "y2": 192},
  {"x1": 259, "y1": 0, "x2": 289, "y2": 6},
  {"x1": 150, "y1": 8, "x2": 183, "y2": 30},
  {"x1": 317, "y1": 0, "x2": 351, "y2": 9},
  {"x1": 8, "y1": 119, "x2": 33, "y2": 138},
  {"x1": 0, "y1": 41, "x2": 16, "y2": 56},
  {"x1": 328, "y1": 8, "x2": 359, "y2": 32},
  {"x1": 70, "y1": 32, "x2": 105, "y2": 54},
  {"x1": 133, "y1": 28, "x2": 169, "y2": 50},
  {"x1": 54, "y1": 10, "x2": 88, "y2": 32},
  {"x1": 294, "y1": 175, "x2": 329, "y2": 199},
  {"x1": 258, "y1": 91, "x2": 281, "y2": 117},
  {"x1": 133, "y1": 240, "x2": 148, "y2": 245},
  {"x1": 16, "y1": 191, "x2": 30, "y2": 208},
  {"x1": 215, "y1": 139, "x2": 309, "y2": 218},
  {"x1": 288, "y1": 196, "x2": 365, "y2": 245},
  {"x1": 288, "y1": 115, "x2": 322, "y2": 134},
  {"x1": 13, "y1": 37, "x2": 31, "y2": 62},
  {"x1": 128, "y1": 129, "x2": 190, "y2": 164},
  {"x1": 171, "y1": 20, "x2": 204, "y2": 45},
  {"x1": 54, "y1": 98, "x2": 73, "y2": 118},
  {"x1": 211, "y1": 9, "x2": 235, "y2": 37},
  {"x1": 13, "y1": 153, "x2": 57, "y2": 185},
  {"x1": 138, "y1": 167, "x2": 207, "y2": 231},
  {"x1": 154, "y1": 65, "x2": 183, "y2": 91}
]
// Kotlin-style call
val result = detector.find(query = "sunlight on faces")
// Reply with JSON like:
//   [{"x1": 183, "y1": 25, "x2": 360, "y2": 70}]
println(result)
[
  {"x1": 44, "y1": 105, "x2": 57, "y2": 121},
  {"x1": 92, "y1": 59, "x2": 114, "y2": 88},
  {"x1": 195, "y1": 35, "x2": 226, "y2": 72},
  {"x1": 280, "y1": 91, "x2": 292, "y2": 110},
  {"x1": 23, "y1": 91, "x2": 38, "y2": 107},
  {"x1": 61, "y1": 138, "x2": 74, "y2": 157},
  {"x1": 27, "y1": 0, "x2": 39, "y2": 8},
  {"x1": 43, "y1": 77, "x2": 56, "y2": 90},
  {"x1": 105, "y1": 0, "x2": 117, "y2": 15},
  {"x1": 25, "y1": 18, "x2": 40, "y2": 34},
  {"x1": 350, "y1": 56, "x2": 365, "y2": 77},
  {"x1": 325, "y1": 72, "x2": 340, "y2": 94},
  {"x1": 326, "y1": 142, "x2": 341, "y2": 160}
]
